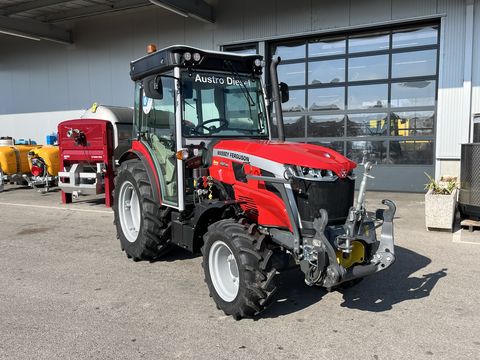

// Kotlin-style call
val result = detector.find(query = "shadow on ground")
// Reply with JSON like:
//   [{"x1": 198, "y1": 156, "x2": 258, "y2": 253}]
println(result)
[{"x1": 259, "y1": 245, "x2": 447, "y2": 318}]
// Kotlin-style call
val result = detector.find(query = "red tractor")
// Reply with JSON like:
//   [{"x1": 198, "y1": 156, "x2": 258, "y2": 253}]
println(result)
[{"x1": 114, "y1": 45, "x2": 396, "y2": 319}]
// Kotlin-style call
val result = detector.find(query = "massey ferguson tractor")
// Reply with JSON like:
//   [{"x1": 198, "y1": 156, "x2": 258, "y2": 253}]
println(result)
[{"x1": 113, "y1": 45, "x2": 396, "y2": 319}]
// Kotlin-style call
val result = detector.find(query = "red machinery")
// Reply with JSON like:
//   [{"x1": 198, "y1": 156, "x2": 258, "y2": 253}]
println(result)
[{"x1": 58, "y1": 119, "x2": 115, "y2": 206}]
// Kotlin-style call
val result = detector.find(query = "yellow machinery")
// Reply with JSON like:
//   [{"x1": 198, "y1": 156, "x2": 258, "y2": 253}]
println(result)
[
  {"x1": 0, "y1": 138, "x2": 59, "y2": 192},
  {"x1": 28, "y1": 146, "x2": 60, "y2": 177}
]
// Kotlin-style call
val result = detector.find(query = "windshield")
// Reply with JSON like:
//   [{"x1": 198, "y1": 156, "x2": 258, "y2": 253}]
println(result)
[{"x1": 181, "y1": 70, "x2": 268, "y2": 137}]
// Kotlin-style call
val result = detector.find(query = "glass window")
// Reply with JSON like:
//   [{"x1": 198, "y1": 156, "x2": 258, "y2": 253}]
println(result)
[
  {"x1": 278, "y1": 63, "x2": 305, "y2": 86},
  {"x1": 391, "y1": 80, "x2": 436, "y2": 107},
  {"x1": 181, "y1": 71, "x2": 268, "y2": 137},
  {"x1": 309, "y1": 140, "x2": 344, "y2": 155},
  {"x1": 346, "y1": 140, "x2": 388, "y2": 164},
  {"x1": 284, "y1": 116, "x2": 305, "y2": 138},
  {"x1": 390, "y1": 111, "x2": 434, "y2": 136},
  {"x1": 348, "y1": 54, "x2": 389, "y2": 81},
  {"x1": 392, "y1": 50, "x2": 437, "y2": 78},
  {"x1": 347, "y1": 113, "x2": 388, "y2": 136},
  {"x1": 309, "y1": 38, "x2": 346, "y2": 57},
  {"x1": 348, "y1": 84, "x2": 388, "y2": 110},
  {"x1": 309, "y1": 59, "x2": 345, "y2": 84},
  {"x1": 308, "y1": 114, "x2": 345, "y2": 137},
  {"x1": 348, "y1": 33, "x2": 389, "y2": 53},
  {"x1": 393, "y1": 26, "x2": 438, "y2": 48},
  {"x1": 308, "y1": 87, "x2": 345, "y2": 111},
  {"x1": 282, "y1": 90, "x2": 305, "y2": 112},
  {"x1": 273, "y1": 42, "x2": 306, "y2": 60},
  {"x1": 389, "y1": 140, "x2": 433, "y2": 164}
]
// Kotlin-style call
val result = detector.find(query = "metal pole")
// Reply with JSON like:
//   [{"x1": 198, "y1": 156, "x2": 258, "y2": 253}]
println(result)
[{"x1": 269, "y1": 56, "x2": 285, "y2": 142}]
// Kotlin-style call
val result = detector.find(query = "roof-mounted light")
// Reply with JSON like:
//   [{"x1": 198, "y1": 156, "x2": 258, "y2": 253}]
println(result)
[
  {"x1": 193, "y1": 52, "x2": 201, "y2": 62},
  {"x1": 183, "y1": 52, "x2": 192, "y2": 61},
  {"x1": 254, "y1": 59, "x2": 262, "y2": 67}
]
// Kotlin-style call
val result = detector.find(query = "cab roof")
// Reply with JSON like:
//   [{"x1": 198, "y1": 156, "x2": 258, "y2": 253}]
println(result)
[{"x1": 130, "y1": 45, "x2": 263, "y2": 81}]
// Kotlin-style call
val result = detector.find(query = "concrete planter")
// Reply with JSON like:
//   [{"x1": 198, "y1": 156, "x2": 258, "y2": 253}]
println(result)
[{"x1": 425, "y1": 189, "x2": 458, "y2": 231}]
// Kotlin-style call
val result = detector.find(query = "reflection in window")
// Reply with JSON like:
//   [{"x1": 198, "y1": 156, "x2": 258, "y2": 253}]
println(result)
[
  {"x1": 347, "y1": 113, "x2": 388, "y2": 136},
  {"x1": 348, "y1": 33, "x2": 389, "y2": 53},
  {"x1": 309, "y1": 140, "x2": 344, "y2": 155},
  {"x1": 284, "y1": 116, "x2": 305, "y2": 138},
  {"x1": 308, "y1": 115, "x2": 345, "y2": 137},
  {"x1": 389, "y1": 140, "x2": 433, "y2": 164},
  {"x1": 348, "y1": 84, "x2": 388, "y2": 109},
  {"x1": 391, "y1": 80, "x2": 436, "y2": 107},
  {"x1": 346, "y1": 141, "x2": 388, "y2": 164},
  {"x1": 392, "y1": 50, "x2": 437, "y2": 78},
  {"x1": 390, "y1": 111, "x2": 434, "y2": 136},
  {"x1": 273, "y1": 42, "x2": 306, "y2": 60},
  {"x1": 309, "y1": 59, "x2": 345, "y2": 84},
  {"x1": 348, "y1": 54, "x2": 388, "y2": 81},
  {"x1": 278, "y1": 63, "x2": 305, "y2": 86},
  {"x1": 393, "y1": 26, "x2": 438, "y2": 48},
  {"x1": 282, "y1": 90, "x2": 305, "y2": 112},
  {"x1": 308, "y1": 87, "x2": 345, "y2": 111},
  {"x1": 309, "y1": 38, "x2": 346, "y2": 57}
]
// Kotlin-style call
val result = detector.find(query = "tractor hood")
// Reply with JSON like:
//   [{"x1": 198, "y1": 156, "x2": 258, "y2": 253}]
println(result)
[{"x1": 212, "y1": 139, "x2": 356, "y2": 179}]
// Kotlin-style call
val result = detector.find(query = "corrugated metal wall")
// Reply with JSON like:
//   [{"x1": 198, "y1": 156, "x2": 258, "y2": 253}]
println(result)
[
  {"x1": 472, "y1": 0, "x2": 480, "y2": 117},
  {"x1": 0, "y1": 0, "x2": 476, "y2": 159}
]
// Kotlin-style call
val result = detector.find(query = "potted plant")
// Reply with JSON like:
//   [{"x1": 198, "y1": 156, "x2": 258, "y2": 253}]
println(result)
[{"x1": 425, "y1": 174, "x2": 458, "y2": 231}]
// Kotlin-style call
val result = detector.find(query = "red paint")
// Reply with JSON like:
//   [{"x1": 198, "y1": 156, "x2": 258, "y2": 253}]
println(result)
[
  {"x1": 58, "y1": 119, "x2": 115, "y2": 207},
  {"x1": 209, "y1": 139, "x2": 358, "y2": 230},
  {"x1": 131, "y1": 140, "x2": 162, "y2": 203},
  {"x1": 214, "y1": 139, "x2": 356, "y2": 178}
]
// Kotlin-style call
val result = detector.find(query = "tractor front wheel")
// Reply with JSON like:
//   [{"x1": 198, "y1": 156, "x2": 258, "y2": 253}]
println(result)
[
  {"x1": 113, "y1": 159, "x2": 171, "y2": 261},
  {"x1": 202, "y1": 219, "x2": 277, "y2": 319}
]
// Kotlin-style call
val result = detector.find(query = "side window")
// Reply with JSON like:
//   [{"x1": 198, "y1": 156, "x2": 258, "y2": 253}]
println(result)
[{"x1": 141, "y1": 76, "x2": 176, "y2": 141}]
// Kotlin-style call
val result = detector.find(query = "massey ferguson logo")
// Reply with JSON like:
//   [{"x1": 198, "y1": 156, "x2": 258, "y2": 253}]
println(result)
[{"x1": 339, "y1": 169, "x2": 348, "y2": 178}]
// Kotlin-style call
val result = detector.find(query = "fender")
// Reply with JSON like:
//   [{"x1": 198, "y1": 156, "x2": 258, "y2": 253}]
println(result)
[{"x1": 118, "y1": 140, "x2": 162, "y2": 204}]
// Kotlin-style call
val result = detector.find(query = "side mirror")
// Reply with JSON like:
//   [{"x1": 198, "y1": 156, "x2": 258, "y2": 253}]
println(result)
[
  {"x1": 279, "y1": 82, "x2": 289, "y2": 103},
  {"x1": 144, "y1": 75, "x2": 163, "y2": 100},
  {"x1": 182, "y1": 81, "x2": 193, "y2": 99}
]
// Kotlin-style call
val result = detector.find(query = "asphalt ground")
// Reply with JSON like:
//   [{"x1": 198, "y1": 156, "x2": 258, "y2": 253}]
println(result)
[{"x1": 1, "y1": 185, "x2": 479, "y2": 360}]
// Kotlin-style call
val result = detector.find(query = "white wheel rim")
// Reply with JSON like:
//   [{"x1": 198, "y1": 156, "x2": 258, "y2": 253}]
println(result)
[
  {"x1": 209, "y1": 240, "x2": 240, "y2": 302},
  {"x1": 118, "y1": 180, "x2": 141, "y2": 243}
]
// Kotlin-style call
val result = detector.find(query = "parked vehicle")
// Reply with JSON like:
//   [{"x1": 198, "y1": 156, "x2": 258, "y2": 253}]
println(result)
[
  {"x1": 58, "y1": 105, "x2": 133, "y2": 207},
  {"x1": 113, "y1": 45, "x2": 397, "y2": 319}
]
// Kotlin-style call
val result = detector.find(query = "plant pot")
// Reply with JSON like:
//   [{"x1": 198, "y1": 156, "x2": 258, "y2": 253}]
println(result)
[{"x1": 425, "y1": 189, "x2": 458, "y2": 231}]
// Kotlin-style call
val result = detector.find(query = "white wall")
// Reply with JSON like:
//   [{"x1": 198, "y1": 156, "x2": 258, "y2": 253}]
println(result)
[{"x1": 0, "y1": 110, "x2": 83, "y2": 144}]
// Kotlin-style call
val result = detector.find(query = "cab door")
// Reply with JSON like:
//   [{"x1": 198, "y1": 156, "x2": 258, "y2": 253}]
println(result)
[{"x1": 138, "y1": 74, "x2": 179, "y2": 208}]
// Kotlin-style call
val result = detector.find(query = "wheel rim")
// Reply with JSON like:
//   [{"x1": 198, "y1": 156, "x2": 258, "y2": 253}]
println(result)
[
  {"x1": 209, "y1": 240, "x2": 240, "y2": 302},
  {"x1": 118, "y1": 180, "x2": 141, "y2": 243}
]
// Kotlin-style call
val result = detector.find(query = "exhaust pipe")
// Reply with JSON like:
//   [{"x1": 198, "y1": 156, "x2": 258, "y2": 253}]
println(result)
[{"x1": 270, "y1": 56, "x2": 285, "y2": 142}]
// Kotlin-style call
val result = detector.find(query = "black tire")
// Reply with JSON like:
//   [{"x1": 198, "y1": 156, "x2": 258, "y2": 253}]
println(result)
[
  {"x1": 202, "y1": 219, "x2": 277, "y2": 319},
  {"x1": 113, "y1": 159, "x2": 171, "y2": 261}
]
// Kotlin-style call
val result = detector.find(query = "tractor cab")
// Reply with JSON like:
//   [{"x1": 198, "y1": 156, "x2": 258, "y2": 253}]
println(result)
[{"x1": 129, "y1": 45, "x2": 271, "y2": 210}]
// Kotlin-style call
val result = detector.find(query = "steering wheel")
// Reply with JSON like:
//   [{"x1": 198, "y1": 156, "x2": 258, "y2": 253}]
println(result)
[{"x1": 193, "y1": 118, "x2": 229, "y2": 135}]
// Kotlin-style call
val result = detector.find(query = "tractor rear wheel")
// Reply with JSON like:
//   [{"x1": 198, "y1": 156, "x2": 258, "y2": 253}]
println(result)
[
  {"x1": 113, "y1": 159, "x2": 171, "y2": 261},
  {"x1": 202, "y1": 219, "x2": 277, "y2": 319}
]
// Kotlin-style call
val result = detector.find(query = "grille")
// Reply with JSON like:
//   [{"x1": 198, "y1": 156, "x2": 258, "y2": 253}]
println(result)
[
  {"x1": 237, "y1": 195, "x2": 259, "y2": 217},
  {"x1": 292, "y1": 178, "x2": 355, "y2": 224},
  {"x1": 459, "y1": 144, "x2": 480, "y2": 213}
]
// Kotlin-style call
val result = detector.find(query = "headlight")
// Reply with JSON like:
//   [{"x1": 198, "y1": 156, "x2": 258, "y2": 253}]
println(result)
[{"x1": 284, "y1": 165, "x2": 338, "y2": 182}]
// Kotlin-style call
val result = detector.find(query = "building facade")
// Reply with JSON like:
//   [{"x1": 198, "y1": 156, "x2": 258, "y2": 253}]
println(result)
[{"x1": 1, "y1": 0, "x2": 479, "y2": 191}]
